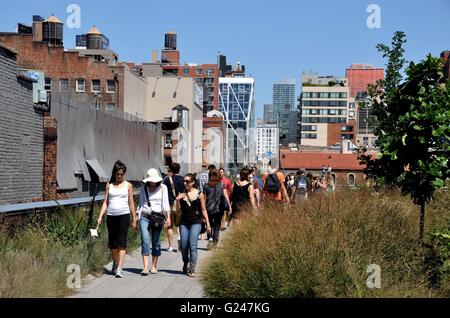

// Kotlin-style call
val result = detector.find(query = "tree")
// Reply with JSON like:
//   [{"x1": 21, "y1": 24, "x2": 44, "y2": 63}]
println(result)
[{"x1": 359, "y1": 31, "x2": 450, "y2": 241}]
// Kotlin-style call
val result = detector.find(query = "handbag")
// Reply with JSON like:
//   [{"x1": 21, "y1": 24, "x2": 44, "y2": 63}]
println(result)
[{"x1": 145, "y1": 185, "x2": 166, "y2": 229}]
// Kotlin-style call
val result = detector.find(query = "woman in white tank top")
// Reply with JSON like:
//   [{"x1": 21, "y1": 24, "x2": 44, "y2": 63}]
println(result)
[{"x1": 97, "y1": 160, "x2": 137, "y2": 278}]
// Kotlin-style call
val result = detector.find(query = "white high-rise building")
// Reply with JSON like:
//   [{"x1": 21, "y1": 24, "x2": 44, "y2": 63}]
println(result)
[
  {"x1": 255, "y1": 121, "x2": 279, "y2": 166},
  {"x1": 218, "y1": 77, "x2": 255, "y2": 170}
]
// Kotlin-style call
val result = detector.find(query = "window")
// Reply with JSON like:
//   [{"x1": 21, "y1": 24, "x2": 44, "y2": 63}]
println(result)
[
  {"x1": 196, "y1": 68, "x2": 202, "y2": 76},
  {"x1": 45, "y1": 78, "x2": 52, "y2": 91},
  {"x1": 183, "y1": 68, "x2": 190, "y2": 75},
  {"x1": 205, "y1": 68, "x2": 214, "y2": 76},
  {"x1": 349, "y1": 111, "x2": 355, "y2": 118},
  {"x1": 76, "y1": 79, "x2": 86, "y2": 92},
  {"x1": 92, "y1": 80, "x2": 101, "y2": 93},
  {"x1": 60, "y1": 79, "x2": 69, "y2": 91},
  {"x1": 348, "y1": 174, "x2": 356, "y2": 187},
  {"x1": 107, "y1": 80, "x2": 115, "y2": 93},
  {"x1": 339, "y1": 93, "x2": 348, "y2": 99}
]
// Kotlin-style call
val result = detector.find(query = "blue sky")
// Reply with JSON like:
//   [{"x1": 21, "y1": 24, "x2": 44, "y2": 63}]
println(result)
[{"x1": 1, "y1": 0, "x2": 449, "y2": 119}]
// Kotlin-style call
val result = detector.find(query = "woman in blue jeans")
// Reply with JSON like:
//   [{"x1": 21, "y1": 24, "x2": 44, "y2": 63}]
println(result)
[
  {"x1": 176, "y1": 173, "x2": 211, "y2": 277},
  {"x1": 137, "y1": 169, "x2": 171, "y2": 275}
]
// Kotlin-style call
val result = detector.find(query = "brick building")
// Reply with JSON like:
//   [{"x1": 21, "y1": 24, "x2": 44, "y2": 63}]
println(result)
[
  {"x1": 345, "y1": 64, "x2": 384, "y2": 98},
  {"x1": 0, "y1": 43, "x2": 45, "y2": 205},
  {"x1": 0, "y1": 16, "x2": 125, "y2": 112},
  {"x1": 280, "y1": 149, "x2": 369, "y2": 188}
]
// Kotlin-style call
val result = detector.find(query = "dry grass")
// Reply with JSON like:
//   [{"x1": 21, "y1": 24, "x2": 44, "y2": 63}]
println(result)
[
  {"x1": 201, "y1": 187, "x2": 449, "y2": 298},
  {"x1": 0, "y1": 205, "x2": 140, "y2": 298}
]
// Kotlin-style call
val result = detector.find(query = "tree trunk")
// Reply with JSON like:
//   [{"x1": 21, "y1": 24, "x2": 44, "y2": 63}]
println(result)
[{"x1": 419, "y1": 201, "x2": 426, "y2": 243}]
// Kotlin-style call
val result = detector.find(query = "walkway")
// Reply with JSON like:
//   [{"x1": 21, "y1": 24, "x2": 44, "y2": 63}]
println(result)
[{"x1": 71, "y1": 237, "x2": 216, "y2": 298}]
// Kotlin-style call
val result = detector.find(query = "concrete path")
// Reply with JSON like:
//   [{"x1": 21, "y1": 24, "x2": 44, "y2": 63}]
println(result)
[{"x1": 70, "y1": 236, "x2": 218, "y2": 298}]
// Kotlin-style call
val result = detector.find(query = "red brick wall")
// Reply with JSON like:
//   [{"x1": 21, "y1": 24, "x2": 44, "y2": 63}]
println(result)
[
  {"x1": 0, "y1": 34, "x2": 124, "y2": 110},
  {"x1": 346, "y1": 67, "x2": 384, "y2": 98},
  {"x1": 43, "y1": 115, "x2": 58, "y2": 200}
]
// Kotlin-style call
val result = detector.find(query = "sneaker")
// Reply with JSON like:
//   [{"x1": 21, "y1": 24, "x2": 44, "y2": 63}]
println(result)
[
  {"x1": 208, "y1": 237, "x2": 213, "y2": 242},
  {"x1": 167, "y1": 246, "x2": 173, "y2": 252},
  {"x1": 111, "y1": 261, "x2": 118, "y2": 275},
  {"x1": 115, "y1": 268, "x2": 123, "y2": 278}
]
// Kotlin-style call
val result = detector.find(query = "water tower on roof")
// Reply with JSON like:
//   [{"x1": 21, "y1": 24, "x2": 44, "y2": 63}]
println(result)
[
  {"x1": 164, "y1": 30, "x2": 177, "y2": 50},
  {"x1": 42, "y1": 14, "x2": 63, "y2": 47},
  {"x1": 86, "y1": 26, "x2": 110, "y2": 50}
]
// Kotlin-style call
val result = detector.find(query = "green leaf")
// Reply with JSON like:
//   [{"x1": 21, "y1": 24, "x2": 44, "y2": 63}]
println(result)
[
  {"x1": 413, "y1": 124, "x2": 423, "y2": 131},
  {"x1": 433, "y1": 178, "x2": 444, "y2": 188}
]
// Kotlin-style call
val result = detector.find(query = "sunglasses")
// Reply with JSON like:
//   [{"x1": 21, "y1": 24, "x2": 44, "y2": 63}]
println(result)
[{"x1": 184, "y1": 180, "x2": 192, "y2": 184}]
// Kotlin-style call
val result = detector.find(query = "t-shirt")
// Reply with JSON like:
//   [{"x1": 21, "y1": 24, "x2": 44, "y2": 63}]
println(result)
[
  {"x1": 262, "y1": 171, "x2": 286, "y2": 201},
  {"x1": 196, "y1": 171, "x2": 209, "y2": 192},
  {"x1": 203, "y1": 183, "x2": 223, "y2": 215},
  {"x1": 163, "y1": 175, "x2": 184, "y2": 206},
  {"x1": 221, "y1": 177, "x2": 232, "y2": 193}
]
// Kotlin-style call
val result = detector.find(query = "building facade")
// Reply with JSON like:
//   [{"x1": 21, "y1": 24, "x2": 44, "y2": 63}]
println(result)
[
  {"x1": 345, "y1": 64, "x2": 384, "y2": 148},
  {"x1": 346, "y1": 64, "x2": 384, "y2": 98},
  {"x1": 218, "y1": 76, "x2": 255, "y2": 169},
  {"x1": 145, "y1": 77, "x2": 204, "y2": 174},
  {"x1": 273, "y1": 79, "x2": 297, "y2": 146},
  {"x1": 263, "y1": 103, "x2": 276, "y2": 124},
  {"x1": 255, "y1": 121, "x2": 279, "y2": 165},
  {"x1": 300, "y1": 74, "x2": 354, "y2": 148},
  {"x1": 0, "y1": 43, "x2": 44, "y2": 205}
]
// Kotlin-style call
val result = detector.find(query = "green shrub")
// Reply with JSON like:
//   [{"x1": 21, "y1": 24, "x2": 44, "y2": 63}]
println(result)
[{"x1": 202, "y1": 188, "x2": 448, "y2": 297}]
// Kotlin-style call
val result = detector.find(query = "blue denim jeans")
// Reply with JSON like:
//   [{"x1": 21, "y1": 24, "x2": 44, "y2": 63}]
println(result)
[
  {"x1": 139, "y1": 216, "x2": 162, "y2": 256},
  {"x1": 180, "y1": 223, "x2": 202, "y2": 273}
]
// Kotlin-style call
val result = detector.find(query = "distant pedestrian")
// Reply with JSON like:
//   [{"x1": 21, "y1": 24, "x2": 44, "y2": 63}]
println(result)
[
  {"x1": 137, "y1": 168, "x2": 170, "y2": 275},
  {"x1": 219, "y1": 168, "x2": 232, "y2": 230},
  {"x1": 262, "y1": 167, "x2": 290, "y2": 206},
  {"x1": 230, "y1": 168, "x2": 257, "y2": 223},
  {"x1": 176, "y1": 173, "x2": 211, "y2": 277},
  {"x1": 325, "y1": 174, "x2": 335, "y2": 193},
  {"x1": 196, "y1": 164, "x2": 216, "y2": 192},
  {"x1": 163, "y1": 163, "x2": 184, "y2": 252},
  {"x1": 249, "y1": 167, "x2": 262, "y2": 209},
  {"x1": 293, "y1": 168, "x2": 309, "y2": 201},
  {"x1": 285, "y1": 173, "x2": 296, "y2": 201},
  {"x1": 203, "y1": 169, "x2": 231, "y2": 249},
  {"x1": 97, "y1": 160, "x2": 137, "y2": 278},
  {"x1": 312, "y1": 174, "x2": 326, "y2": 193}
]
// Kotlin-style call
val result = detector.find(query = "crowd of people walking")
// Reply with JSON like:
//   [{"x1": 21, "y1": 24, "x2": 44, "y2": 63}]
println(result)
[{"x1": 97, "y1": 160, "x2": 336, "y2": 278}]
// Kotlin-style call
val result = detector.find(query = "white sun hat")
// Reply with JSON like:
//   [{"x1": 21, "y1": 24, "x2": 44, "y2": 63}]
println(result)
[{"x1": 143, "y1": 168, "x2": 163, "y2": 183}]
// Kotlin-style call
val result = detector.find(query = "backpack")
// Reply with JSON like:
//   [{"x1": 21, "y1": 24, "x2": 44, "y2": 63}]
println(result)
[
  {"x1": 297, "y1": 177, "x2": 307, "y2": 194},
  {"x1": 265, "y1": 173, "x2": 281, "y2": 194}
]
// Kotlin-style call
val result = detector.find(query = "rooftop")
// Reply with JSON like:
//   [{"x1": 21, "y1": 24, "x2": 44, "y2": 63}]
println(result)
[{"x1": 281, "y1": 151, "x2": 371, "y2": 171}]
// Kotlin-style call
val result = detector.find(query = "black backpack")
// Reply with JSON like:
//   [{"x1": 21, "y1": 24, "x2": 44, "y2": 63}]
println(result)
[{"x1": 265, "y1": 173, "x2": 281, "y2": 194}]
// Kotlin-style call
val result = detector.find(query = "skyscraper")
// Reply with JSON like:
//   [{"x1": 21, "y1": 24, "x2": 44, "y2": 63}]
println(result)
[
  {"x1": 218, "y1": 72, "x2": 255, "y2": 169},
  {"x1": 263, "y1": 104, "x2": 276, "y2": 124},
  {"x1": 273, "y1": 79, "x2": 297, "y2": 146}
]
